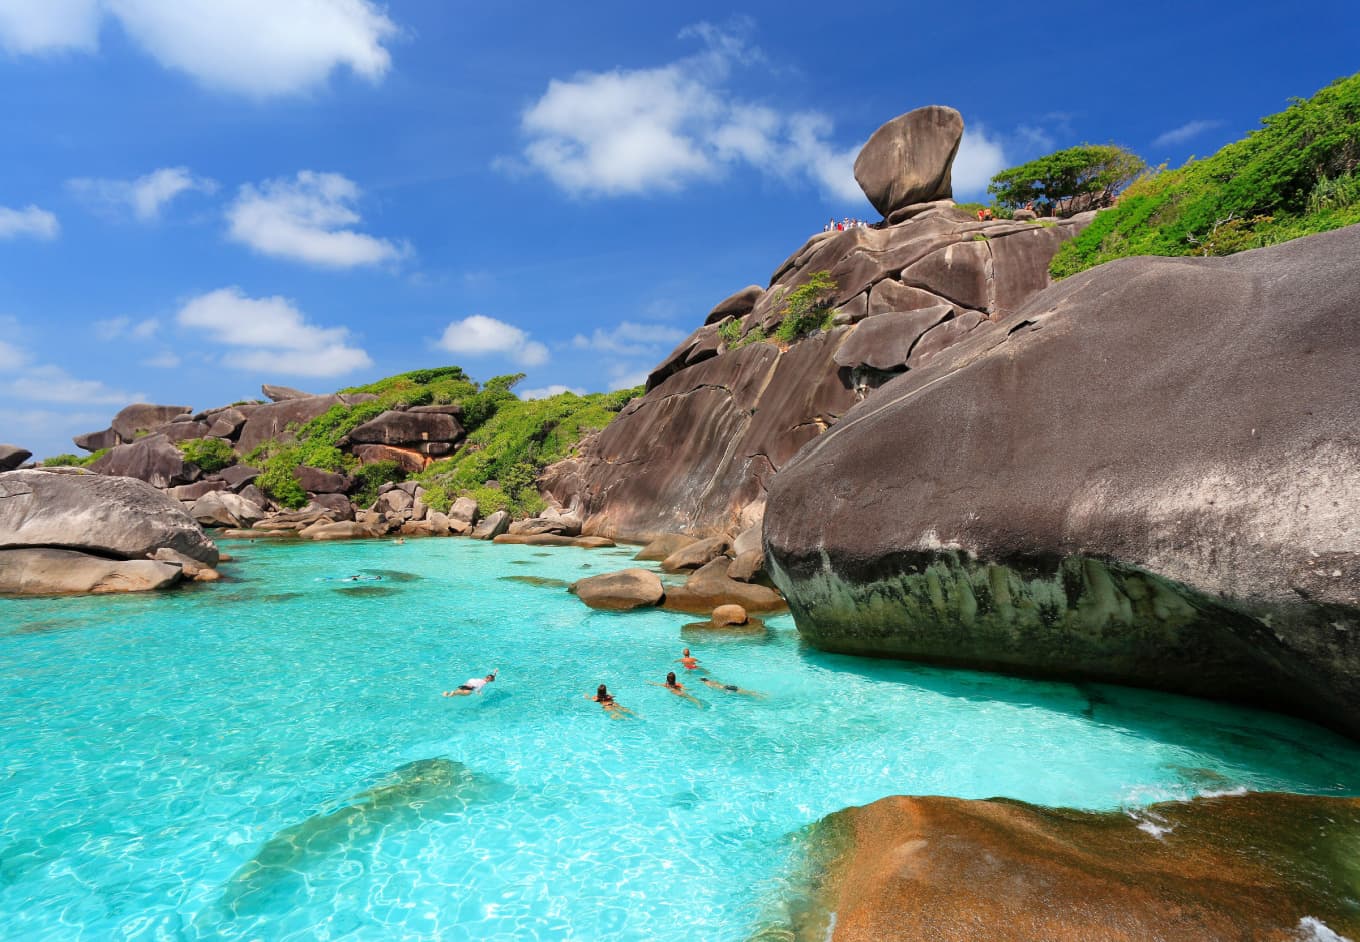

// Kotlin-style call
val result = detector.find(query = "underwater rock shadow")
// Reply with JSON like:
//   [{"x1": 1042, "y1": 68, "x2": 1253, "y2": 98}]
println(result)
[{"x1": 195, "y1": 757, "x2": 507, "y2": 929}]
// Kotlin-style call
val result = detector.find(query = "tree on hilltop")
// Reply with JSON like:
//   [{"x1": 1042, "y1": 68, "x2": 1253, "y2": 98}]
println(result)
[{"x1": 988, "y1": 145, "x2": 1148, "y2": 218}]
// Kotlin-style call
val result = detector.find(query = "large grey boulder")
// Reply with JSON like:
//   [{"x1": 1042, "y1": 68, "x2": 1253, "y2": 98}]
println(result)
[
  {"x1": 261, "y1": 384, "x2": 312, "y2": 402},
  {"x1": 90, "y1": 435, "x2": 199, "y2": 489},
  {"x1": 471, "y1": 510, "x2": 510, "y2": 540},
  {"x1": 0, "y1": 445, "x2": 31, "y2": 472},
  {"x1": 0, "y1": 548, "x2": 183, "y2": 595},
  {"x1": 295, "y1": 466, "x2": 351, "y2": 494},
  {"x1": 73, "y1": 427, "x2": 121, "y2": 452},
  {"x1": 704, "y1": 285, "x2": 764, "y2": 326},
  {"x1": 205, "y1": 407, "x2": 249, "y2": 439},
  {"x1": 110, "y1": 403, "x2": 192, "y2": 440},
  {"x1": 853, "y1": 106, "x2": 964, "y2": 217},
  {"x1": 189, "y1": 491, "x2": 265, "y2": 529},
  {"x1": 234, "y1": 395, "x2": 343, "y2": 454},
  {"x1": 765, "y1": 224, "x2": 1360, "y2": 736},
  {"x1": 348, "y1": 410, "x2": 464, "y2": 447},
  {"x1": 0, "y1": 469, "x2": 218, "y2": 565},
  {"x1": 447, "y1": 496, "x2": 478, "y2": 534}
]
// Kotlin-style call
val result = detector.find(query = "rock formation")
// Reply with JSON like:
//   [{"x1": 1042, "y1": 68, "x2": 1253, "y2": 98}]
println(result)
[
  {"x1": 764, "y1": 225, "x2": 1360, "y2": 734},
  {"x1": 790, "y1": 792, "x2": 1360, "y2": 942},
  {"x1": 544, "y1": 106, "x2": 1089, "y2": 542},
  {"x1": 0, "y1": 445, "x2": 31, "y2": 472}
]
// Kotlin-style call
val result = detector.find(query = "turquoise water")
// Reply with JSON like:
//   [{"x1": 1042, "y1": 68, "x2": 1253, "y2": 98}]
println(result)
[{"x1": 4, "y1": 537, "x2": 1360, "y2": 940}]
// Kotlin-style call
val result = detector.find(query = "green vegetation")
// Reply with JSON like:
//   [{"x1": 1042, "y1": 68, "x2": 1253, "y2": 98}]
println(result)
[
  {"x1": 176, "y1": 437, "x2": 237, "y2": 473},
  {"x1": 415, "y1": 385, "x2": 640, "y2": 518},
  {"x1": 773, "y1": 271, "x2": 838, "y2": 344},
  {"x1": 41, "y1": 450, "x2": 106, "y2": 468},
  {"x1": 1052, "y1": 73, "x2": 1360, "y2": 279},
  {"x1": 718, "y1": 319, "x2": 770, "y2": 350},
  {"x1": 988, "y1": 144, "x2": 1147, "y2": 218},
  {"x1": 717, "y1": 318, "x2": 742, "y2": 346},
  {"x1": 350, "y1": 460, "x2": 404, "y2": 508}
]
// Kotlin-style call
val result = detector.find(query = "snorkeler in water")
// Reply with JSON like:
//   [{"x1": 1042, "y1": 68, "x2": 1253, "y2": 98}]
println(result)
[
  {"x1": 585, "y1": 683, "x2": 637, "y2": 719},
  {"x1": 697, "y1": 676, "x2": 765, "y2": 698},
  {"x1": 649, "y1": 671, "x2": 703, "y2": 707},
  {"x1": 443, "y1": 669, "x2": 497, "y2": 697}
]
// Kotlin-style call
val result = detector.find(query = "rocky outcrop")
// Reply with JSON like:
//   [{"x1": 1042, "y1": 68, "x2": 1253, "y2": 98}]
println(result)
[
  {"x1": 110, "y1": 403, "x2": 192, "y2": 440},
  {"x1": 0, "y1": 548, "x2": 183, "y2": 595},
  {"x1": 73, "y1": 427, "x2": 121, "y2": 452},
  {"x1": 261, "y1": 384, "x2": 312, "y2": 402},
  {"x1": 234, "y1": 395, "x2": 343, "y2": 454},
  {"x1": 661, "y1": 557, "x2": 785, "y2": 614},
  {"x1": 471, "y1": 510, "x2": 510, "y2": 540},
  {"x1": 853, "y1": 106, "x2": 963, "y2": 217},
  {"x1": 347, "y1": 410, "x2": 464, "y2": 448},
  {"x1": 570, "y1": 568, "x2": 665, "y2": 610},
  {"x1": 765, "y1": 225, "x2": 1360, "y2": 734},
  {"x1": 792, "y1": 792, "x2": 1360, "y2": 942},
  {"x1": 91, "y1": 435, "x2": 198, "y2": 489},
  {"x1": 0, "y1": 469, "x2": 218, "y2": 566},
  {"x1": 0, "y1": 445, "x2": 31, "y2": 471}
]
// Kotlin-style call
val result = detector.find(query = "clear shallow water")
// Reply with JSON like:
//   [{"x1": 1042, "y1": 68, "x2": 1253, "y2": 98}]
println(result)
[{"x1": 3, "y1": 538, "x2": 1360, "y2": 941}]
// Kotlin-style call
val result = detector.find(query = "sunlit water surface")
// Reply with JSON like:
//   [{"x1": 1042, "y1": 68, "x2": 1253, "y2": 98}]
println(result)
[{"x1": 4, "y1": 537, "x2": 1360, "y2": 940}]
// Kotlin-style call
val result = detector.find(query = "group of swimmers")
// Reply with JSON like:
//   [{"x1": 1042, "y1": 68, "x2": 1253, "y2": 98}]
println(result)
[{"x1": 442, "y1": 648, "x2": 763, "y2": 719}]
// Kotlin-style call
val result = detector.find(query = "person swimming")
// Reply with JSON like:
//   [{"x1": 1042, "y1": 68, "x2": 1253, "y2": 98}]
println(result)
[
  {"x1": 649, "y1": 671, "x2": 703, "y2": 707},
  {"x1": 586, "y1": 684, "x2": 636, "y2": 718},
  {"x1": 443, "y1": 670, "x2": 497, "y2": 697},
  {"x1": 697, "y1": 676, "x2": 766, "y2": 698},
  {"x1": 676, "y1": 648, "x2": 700, "y2": 670}
]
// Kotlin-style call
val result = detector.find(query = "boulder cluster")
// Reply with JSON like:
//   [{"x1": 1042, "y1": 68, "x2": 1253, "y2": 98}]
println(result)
[{"x1": 543, "y1": 106, "x2": 1092, "y2": 542}]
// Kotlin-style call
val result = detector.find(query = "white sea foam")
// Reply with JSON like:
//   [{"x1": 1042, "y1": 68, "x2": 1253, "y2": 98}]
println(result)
[
  {"x1": 1296, "y1": 916, "x2": 1353, "y2": 942},
  {"x1": 1198, "y1": 786, "x2": 1250, "y2": 798}
]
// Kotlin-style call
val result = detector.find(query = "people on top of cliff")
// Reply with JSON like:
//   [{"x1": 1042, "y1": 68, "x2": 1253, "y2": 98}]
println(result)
[{"x1": 824, "y1": 217, "x2": 871, "y2": 232}]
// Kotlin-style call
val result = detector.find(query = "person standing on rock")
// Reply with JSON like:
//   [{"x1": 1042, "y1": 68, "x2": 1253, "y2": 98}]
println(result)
[{"x1": 443, "y1": 670, "x2": 497, "y2": 697}]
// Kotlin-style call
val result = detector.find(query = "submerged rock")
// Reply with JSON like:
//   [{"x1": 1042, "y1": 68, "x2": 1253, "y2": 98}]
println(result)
[
  {"x1": 765, "y1": 225, "x2": 1360, "y2": 734},
  {"x1": 662, "y1": 557, "x2": 785, "y2": 614},
  {"x1": 781, "y1": 792, "x2": 1360, "y2": 942}
]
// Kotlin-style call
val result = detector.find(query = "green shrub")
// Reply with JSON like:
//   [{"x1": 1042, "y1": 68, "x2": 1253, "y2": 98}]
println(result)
[
  {"x1": 1052, "y1": 71, "x2": 1360, "y2": 278},
  {"x1": 350, "y1": 461, "x2": 405, "y2": 508},
  {"x1": 773, "y1": 271, "x2": 838, "y2": 343},
  {"x1": 42, "y1": 450, "x2": 106, "y2": 467},
  {"x1": 256, "y1": 452, "x2": 309, "y2": 509},
  {"x1": 988, "y1": 144, "x2": 1147, "y2": 217},
  {"x1": 176, "y1": 437, "x2": 237, "y2": 473},
  {"x1": 465, "y1": 485, "x2": 511, "y2": 517},
  {"x1": 717, "y1": 318, "x2": 743, "y2": 346}
]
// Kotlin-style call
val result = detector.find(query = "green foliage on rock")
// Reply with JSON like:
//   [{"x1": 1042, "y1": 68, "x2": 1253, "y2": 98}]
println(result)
[
  {"x1": 1051, "y1": 72, "x2": 1360, "y2": 279},
  {"x1": 350, "y1": 461, "x2": 405, "y2": 508},
  {"x1": 176, "y1": 437, "x2": 237, "y2": 473},
  {"x1": 42, "y1": 450, "x2": 106, "y2": 467},
  {"x1": 414, "y1": 387, "x2": 638, "y2": 518},
  {"x1": 988, "y1": 144, "x2": 1147, "y2": 218},
  {"x1": 773, "y1": 271, "x2": 838, "y2": 344}
]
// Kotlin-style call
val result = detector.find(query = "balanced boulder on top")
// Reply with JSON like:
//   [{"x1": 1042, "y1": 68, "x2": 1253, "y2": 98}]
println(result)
[{"x1": 853, "y1": 105, "x2": 964, "y2": 217}]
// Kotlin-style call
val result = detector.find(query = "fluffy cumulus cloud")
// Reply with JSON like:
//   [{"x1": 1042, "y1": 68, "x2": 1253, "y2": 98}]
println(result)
[
  {"x1": 437, "y1": 315, "x2": 549, "y2": 367},
  {"x1": 68, "y1": 167, "x2": 217, "y2": 221},
  {"x1": 515, "y1": 23, "x2": 863, "y2": 202},
  {"x1": 227, "y1": 171, "x2": 406, "y2": 268},
  {"x1": 0, "y1": 204, "x2": 59, "y2": 240},
  {"x1": 1152, "y1": 119, "x2": 1225, "y2": 149},
  {"x1": 4, "y1": 363, "x2": 143, "y2": 404},
  {"x1": 519, "y1": 384, "x2": 585, "y2": 400},
  {"x1": 0, "y1": 0, "x2": 398, "y2": 97},
  {"x1": 177, "y1": 286, "x2": 372, "y2": 376},
  {"x1": 952, "y1": 127, "x2": 1009, "y2": 198}
]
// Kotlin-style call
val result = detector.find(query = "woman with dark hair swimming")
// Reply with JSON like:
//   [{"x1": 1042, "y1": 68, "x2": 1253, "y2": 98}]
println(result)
[
  {"x1": 586, "y1": 684, "x2": 636, "y2": 718},
  {"x1": 649, "y1": 671, "x2": 703, "y2": 707}
]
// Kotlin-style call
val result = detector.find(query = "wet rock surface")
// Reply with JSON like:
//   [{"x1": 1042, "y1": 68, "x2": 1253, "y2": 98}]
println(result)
[
  {"x1": 787, "y1": 792, "x2": 1360, "y2": 942},
  {"x1": 765, "y1": 225, "x2": 1360, "y2": 734}
]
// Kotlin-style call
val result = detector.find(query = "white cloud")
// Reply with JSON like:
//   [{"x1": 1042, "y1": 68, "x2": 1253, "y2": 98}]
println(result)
[
  {"x1": 606, "y1": 365, "x2": 650, "y2": 390},
  {"x1": 0, "y1": 0, "x2": 398, "y2": 96},
  {"x1": 142, "y1": 350, "x2": 181, "y2": 368},
  {"x1": 0, "y1": 204, "x2": 59, "y2": 240},
  {"x1": 519, "y1": 384, "x2": 585, "y2": 400},
  {"x1": 177, "y1": 286, "x2": 372, "y2": 377},
  {"x1": 437, "y1": 314, "x2": 549, "y2": 367},
  {"x1": 952, "y1": 127, "x2": 1009, "y2": 197},
  {"x1": 571, "y1": 320, "x2": 686, "y2": 357},
  {"x1": 1152, "y1": 119, "x2": 1225, "y2": 150},
  {"x1": 226, "y1": 171, "x2": 405, "y2": 268},
  {"x1": 4, "y1": 364, "x2": 143, "y2": 404},
  {"x1": 68, "y1": 167, "x2": 217, "y2": 221},
  {"x1": 514, "y1": 23, "x2": 865, "y2": 204},
  {"x1": 0, "y1": 0, "x2": 100, "y2": 54},
  {"x1": 93, "y1": 316, "x2": 159, "y2": 341},
  {"x1": 0, "y1": 338, "x2": 28, "y2": 370}
]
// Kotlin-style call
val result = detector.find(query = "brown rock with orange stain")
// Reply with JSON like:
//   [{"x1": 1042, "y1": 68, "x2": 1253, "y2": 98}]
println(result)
[{"x1": 792, "y1": 792, "x2": 1360, "y2": 942}]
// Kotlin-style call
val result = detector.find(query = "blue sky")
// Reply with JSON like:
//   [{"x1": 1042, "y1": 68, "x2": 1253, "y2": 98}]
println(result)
[{"x1": 1, "y1": 0, "x2": 1357, "y2": 458}]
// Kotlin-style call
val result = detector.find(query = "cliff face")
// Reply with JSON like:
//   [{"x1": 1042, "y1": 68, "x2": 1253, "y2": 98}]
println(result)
[
  {"x1": 544, "y1": 106, "x2": 1089, "y2": 541},
  {"x1": 763, "y1": 223, "x2": 1360, "y2": 734}
]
